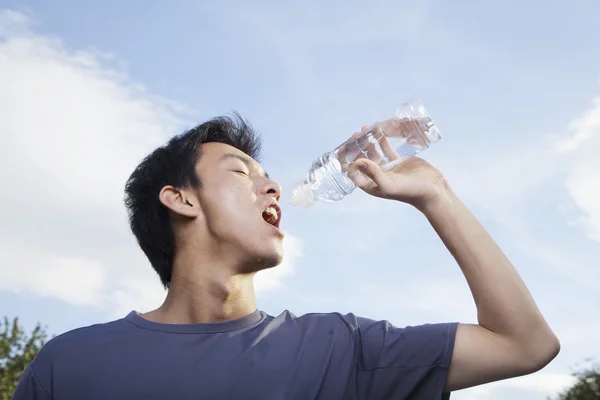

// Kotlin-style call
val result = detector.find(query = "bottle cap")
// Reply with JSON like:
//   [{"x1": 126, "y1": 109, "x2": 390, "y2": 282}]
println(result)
[{"x1": 290, "y1": 182, "x2": 316, "y2": 208}]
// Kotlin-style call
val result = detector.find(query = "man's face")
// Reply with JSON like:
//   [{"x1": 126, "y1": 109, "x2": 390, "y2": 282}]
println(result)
[{"x1": 193, "y1": 142, "x2": 284, "y2": 272}]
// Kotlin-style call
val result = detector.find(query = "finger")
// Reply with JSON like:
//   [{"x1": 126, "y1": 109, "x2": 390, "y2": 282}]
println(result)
[
  {"x1": 377, "y1": 133, "x2": 400, "y2": 167},
  {"x1": 358, "y1": 125, "x2": 399, "y2": 170},
  {"x1": 353, "y1": 158, "x2": 392, "y2": 193},
  {"x1": 347, "y1": 162, "x2": 371, "y2": 188},
  {"x1": 351, "y1": 123, "x2": 381, "y2": 164},
  {"x1": 338, "y1": 131, "x2": 364, "y2": 172},
  {"x1": 345, "y1": 129, "x2": 373, "y2": 188},
  {"x1": 356, "y1": 130, "x2": 381, "y2": 164}
]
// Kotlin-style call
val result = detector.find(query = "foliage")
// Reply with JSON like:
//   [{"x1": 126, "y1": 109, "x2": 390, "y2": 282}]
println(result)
[
  {"x1": 0, "y1": 317, "x2": 48, "y2": 399},
  {"x1": 551, "y1": 362, "x2": 600, "y2": 400}
]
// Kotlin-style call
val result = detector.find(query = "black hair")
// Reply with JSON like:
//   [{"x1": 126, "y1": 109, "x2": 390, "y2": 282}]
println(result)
[{"x1": 124, "y1": 113, "x2": 262, "y2": 288}]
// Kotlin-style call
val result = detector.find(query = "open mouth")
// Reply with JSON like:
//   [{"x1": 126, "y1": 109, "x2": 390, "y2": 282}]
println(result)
[{"x1": 262, "y1": 202, "x2": 282, "y2": 229}]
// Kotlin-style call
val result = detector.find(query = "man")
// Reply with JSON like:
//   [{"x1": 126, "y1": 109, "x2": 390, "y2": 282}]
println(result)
[{"x1": 13, "y1": 114, "x2": 560, "y2": 399}]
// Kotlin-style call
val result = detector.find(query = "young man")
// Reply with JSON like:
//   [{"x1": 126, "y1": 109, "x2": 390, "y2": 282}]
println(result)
[{"x1": 13, "y1": 115, "x2": 560, "y2": 399}]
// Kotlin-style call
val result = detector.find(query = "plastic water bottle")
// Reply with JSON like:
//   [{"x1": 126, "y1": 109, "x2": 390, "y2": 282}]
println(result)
[{"x1": 290, "y1": 98, "x2": 442, "y2": 208}]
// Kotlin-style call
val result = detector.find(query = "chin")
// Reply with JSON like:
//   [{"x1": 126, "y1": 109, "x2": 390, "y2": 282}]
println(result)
[
  {"x1": 240, "y1": 236, "x2": 283, "y2": 273},
  {"x1": 258, "y1": 250, "x2": 284, "y2": 270},
  {"x1": 243, "y1": 246, "x2": 284, "y2": 273},
  {"x1": 266, "y1": 251, "x2": 284, "y2": 268}
]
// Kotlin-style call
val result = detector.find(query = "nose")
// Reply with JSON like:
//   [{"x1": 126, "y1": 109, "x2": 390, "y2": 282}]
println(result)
[{"x1": 262, "y1": 178, "x2": 282, "y2": 201}]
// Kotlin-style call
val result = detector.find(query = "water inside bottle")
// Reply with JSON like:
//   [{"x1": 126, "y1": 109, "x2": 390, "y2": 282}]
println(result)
[
  {"x1": 335, "y1": 116, "x2": 437, "y2": 173},
  {"x1": 289, "y1": 114, "x2": 441, "y2": 207}
]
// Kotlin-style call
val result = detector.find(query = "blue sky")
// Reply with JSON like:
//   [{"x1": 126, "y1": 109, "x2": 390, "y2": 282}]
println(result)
[{"x1": 1, "y1": 1, "x2": 600, "y2": 398}]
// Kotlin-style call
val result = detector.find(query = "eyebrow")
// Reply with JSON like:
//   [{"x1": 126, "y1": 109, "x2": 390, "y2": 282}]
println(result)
[{"x1": 220, "y1": 153, "x2": 269, "y2": 179}]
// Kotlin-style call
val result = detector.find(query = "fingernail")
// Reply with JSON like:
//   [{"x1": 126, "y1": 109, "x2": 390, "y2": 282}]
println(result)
[{"x1": 357, "y1": 162, "x2": 367, "y2": 171}]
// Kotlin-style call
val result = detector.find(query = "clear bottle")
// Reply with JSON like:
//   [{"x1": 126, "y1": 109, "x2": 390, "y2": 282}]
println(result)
[{"x1": 290, "y1": 98, "x2": 442, "y2": 208}]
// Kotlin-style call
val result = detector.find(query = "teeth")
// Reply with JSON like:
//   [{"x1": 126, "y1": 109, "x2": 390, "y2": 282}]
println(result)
[{"x1": 264, "y1": 206, "x2": 279, "y2": 223}]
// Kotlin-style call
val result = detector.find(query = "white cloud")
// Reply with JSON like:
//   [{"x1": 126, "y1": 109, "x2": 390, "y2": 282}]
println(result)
[
  {"x1": 431, "y1": 90, "x2": 600, "y2": 290},
  {"x1": 454, "y1": 373, "x2": 577, "y2": 400},
  {"x1": 0, "y1": 9, "x2": 301, "y2": 315},
  {"x1": 505, "y1": 373, "x2": 577, "y2": 394},
  {"x1": 0, "y1": 9, "x2": 29, "y2": 37},
  {"x1": 254, "y1": 234, "x2": 302, "y2": 293},
  {"x1": 0, "y1": 232, "x2": 108, "y2": 307},
  {"x1": 430, "y1": 93, "x2": 600, "y2": 244},
  {"x1": 556, "y1": 96, "x2": 600, "y2": 153},
  {"x1": 557, "y1": 95, "x2": 600, "y2": 242}
]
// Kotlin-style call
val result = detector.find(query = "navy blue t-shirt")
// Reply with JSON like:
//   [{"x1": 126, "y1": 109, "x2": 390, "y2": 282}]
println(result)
[{"x1": 13, "y1": 310, "x2": 458, "y2": 399}]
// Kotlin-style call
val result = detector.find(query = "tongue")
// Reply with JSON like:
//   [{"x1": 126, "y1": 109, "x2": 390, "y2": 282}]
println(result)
[{"x1": 262, "y1": 211, "x2": 271, "y2": 224}]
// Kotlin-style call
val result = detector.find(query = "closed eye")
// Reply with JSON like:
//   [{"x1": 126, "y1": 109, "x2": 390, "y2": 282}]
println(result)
[{"x1": 234, "y1": 170, "x2": 249, "y2": 176}]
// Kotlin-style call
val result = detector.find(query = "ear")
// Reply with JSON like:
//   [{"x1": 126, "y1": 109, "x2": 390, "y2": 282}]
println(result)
[{"x1": 159, "y1": 185, "x2": 200, "y2": 218}]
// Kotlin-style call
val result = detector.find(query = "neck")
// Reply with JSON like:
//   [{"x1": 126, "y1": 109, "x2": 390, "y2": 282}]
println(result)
[{"x1": 141, "y1": 248, "x2": 257, "y2": 325}]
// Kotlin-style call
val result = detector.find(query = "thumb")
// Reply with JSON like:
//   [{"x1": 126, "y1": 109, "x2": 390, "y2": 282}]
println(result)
[{"x1": 354, "y1": 159, "x2": 391, "y2": 189}]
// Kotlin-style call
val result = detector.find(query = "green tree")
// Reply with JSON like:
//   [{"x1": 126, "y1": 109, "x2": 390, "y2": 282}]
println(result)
[
  {"x1": 551, "y1": 362, "x2": 600, "y2": 400},
  {"x1": 0, "y1": 317, "x2": 48, "y2": 399}
]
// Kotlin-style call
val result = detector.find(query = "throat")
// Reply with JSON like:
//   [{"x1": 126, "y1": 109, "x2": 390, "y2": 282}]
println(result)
[{"x1": 149, "y1": 270, "x2": 257, "y2": 324}]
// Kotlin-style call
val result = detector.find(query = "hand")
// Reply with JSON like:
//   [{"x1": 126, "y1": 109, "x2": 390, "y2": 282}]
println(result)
[{"x1": 339, "y1": 125, "x2": 450, "y2": 211}]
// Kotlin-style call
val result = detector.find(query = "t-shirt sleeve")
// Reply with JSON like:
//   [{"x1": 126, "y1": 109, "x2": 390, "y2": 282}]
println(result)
[
  {"x1": 342, "y1": 314, "x2": 458, "y2": 400},
  {"x1": 11, "y1": 365, "x2": 53, "y2": 400}
]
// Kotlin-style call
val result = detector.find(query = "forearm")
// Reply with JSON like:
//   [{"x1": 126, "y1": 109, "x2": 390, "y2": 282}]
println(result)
[{"x1": 421, "y1": 183, "x2": 558, "y2": 353}]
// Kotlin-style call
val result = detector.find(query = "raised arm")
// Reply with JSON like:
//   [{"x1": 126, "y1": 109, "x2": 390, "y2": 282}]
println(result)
[
  {"x1": 421, "y1": 184, "x2": 560, "y2": 391},
  {"x1": 352, "y1": 155, "x2": 560, "y2": 392}
]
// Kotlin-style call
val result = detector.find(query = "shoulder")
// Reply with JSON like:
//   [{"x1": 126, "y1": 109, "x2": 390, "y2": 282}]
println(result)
[
  {"x1": 26, "y1": 313, "x2": 136, "y2": 396},
  {"x1": 271, "y1": 311, "x2": 458, "y2": 355},
  {"x1": 267, "y1": 310, "x2": 358, "y2": 330},
  {"x1": 263, "y1": 310, "x2": 405, "y2": 339},
  {"x1": 265, "y1": 310, "x2": 428, "y2": 331},
  {"x1": 32, "y1": 313, "x2": 135, "y2": 369},
  {"x1": 272, "y1": 311, "x2": 395, "y2": 332}
]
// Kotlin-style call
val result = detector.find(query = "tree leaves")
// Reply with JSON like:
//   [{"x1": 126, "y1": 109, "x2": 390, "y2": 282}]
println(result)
[
  {"x1": 0, "y1": 317, "x2": 48, "y2": 399},
  {"x1": 550, "y1": 362, "x2": 600, "y2": 400}
]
